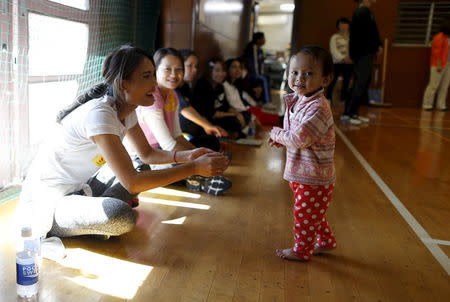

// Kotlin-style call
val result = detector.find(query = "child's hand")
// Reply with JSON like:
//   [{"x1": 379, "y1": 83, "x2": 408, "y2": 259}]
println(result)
[{"x1": 268, "y1": 138, "x2": 284, "y2": 148}]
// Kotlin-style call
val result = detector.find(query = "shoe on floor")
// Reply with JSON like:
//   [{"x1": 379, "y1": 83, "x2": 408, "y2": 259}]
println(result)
[
  {"x1": 353, "y1": 115, "x2": 369, "y2": 123},
  {"x1": 186, "y1": 175, "x2": 232, "y2": 195},
  {"x1": 185, "y1": 175, "x2": 203, "y2": 192},
  {"x1": 201, "y1": 176, "x2": 232, "y2": 196},
  {"x1": 340, "y1": 115, "x2": 350, "y2": 122},
  {"x1": 340, "y1": 115, "x2": 362, "y2": 125},
  {"x1": 349, "y1": 118, "x2": 362, "y2": 125}
]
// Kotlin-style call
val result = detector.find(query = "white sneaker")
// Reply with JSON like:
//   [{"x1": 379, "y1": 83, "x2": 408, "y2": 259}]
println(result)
[
  {"x1": 341, "y1": 115, "x2": 362, "y2": 125},
  {"x1": 349, "y1": 117, "x2": 362, "y2": 125},
  {"x1": 340, "y1": 115, "x2": 350, "y2": 122},
  {"x1": 355, "y1": 115, "x2": 369, "y2": 123}
]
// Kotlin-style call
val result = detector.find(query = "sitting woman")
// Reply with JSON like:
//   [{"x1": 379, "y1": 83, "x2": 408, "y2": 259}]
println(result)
[
  {"x1": 17, "y1": 45, "x2": 229, "y2": 241},
  {"x1": 192, "y1": 59, "x2": 247, "y2": 139},
  {"x1": 176, "y1": 49, "x2": 227, "y2": 151},
  {"x1": 224, "y1": 58, "x2": 280, "y2": 127},
  {"x1": 136, "y1": 48, "x2": 232, "y2": 195}
]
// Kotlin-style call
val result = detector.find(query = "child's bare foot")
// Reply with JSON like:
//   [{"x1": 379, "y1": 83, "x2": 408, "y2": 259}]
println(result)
[{"x1": 275, "y1": 248, "x2": 309, "y2": 261}]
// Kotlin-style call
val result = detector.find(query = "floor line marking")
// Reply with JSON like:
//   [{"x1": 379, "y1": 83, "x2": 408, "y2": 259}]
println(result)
[
  {"x1": 335, "y1": 126, "x2": 450, "y2": 276},
  {"x1": 422, "y1": 238, "x2": 450, "y2": 246}
]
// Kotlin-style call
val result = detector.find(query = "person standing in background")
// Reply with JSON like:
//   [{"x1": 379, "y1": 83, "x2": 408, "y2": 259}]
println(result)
[
  {"x1": 243, "y1": 32, "x2": 272, "y2": 104},
  {"x1": 345, "y1": 0, "x2": 382, "y2": 125},
  {"x1": 422, "y1": 19, "x2": 450, "y2": 111},
  {"x1": 328, "y1": 18, "x2": 353, "y2": 105}
]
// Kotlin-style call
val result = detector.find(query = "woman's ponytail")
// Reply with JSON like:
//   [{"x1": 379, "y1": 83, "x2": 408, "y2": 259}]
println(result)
[{"x1": 56, "y1": 83, "x2": 108, "y2": 123}]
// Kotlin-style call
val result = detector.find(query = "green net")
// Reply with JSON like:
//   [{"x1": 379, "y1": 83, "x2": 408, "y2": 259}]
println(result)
[{"x1": 0, "y1": 0, "x2": 161, "y2": 188}]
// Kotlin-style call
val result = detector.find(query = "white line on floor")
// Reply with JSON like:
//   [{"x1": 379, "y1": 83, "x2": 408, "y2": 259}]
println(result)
[
  {"x1": 335, "y1": 126, "x2": 450, "y2": 276},
  {"x1": 422, "y1": 238, "x2": 450, "y2": 246}
]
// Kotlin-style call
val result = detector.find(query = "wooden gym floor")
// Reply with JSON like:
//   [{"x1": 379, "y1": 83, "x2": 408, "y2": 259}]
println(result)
[{"x1": 0, "y1": 105, "x2": 449, "y2": 301}]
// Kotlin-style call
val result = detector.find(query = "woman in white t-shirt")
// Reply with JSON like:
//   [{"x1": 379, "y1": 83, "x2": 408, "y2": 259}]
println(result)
[{"x1": 18, "y1": 45, "x2": 229, "y2": 242}]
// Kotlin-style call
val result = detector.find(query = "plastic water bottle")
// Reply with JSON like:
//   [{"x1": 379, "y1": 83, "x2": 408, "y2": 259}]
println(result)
[{"x1": 16, "y1": 226, "x2": 39, "y2": 299}]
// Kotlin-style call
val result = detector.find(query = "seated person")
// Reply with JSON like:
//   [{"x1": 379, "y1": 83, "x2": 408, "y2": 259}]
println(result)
[
  {"x1": 224, "y1": 58, "x2": 280, "y2": 127},
  {"x1": 136, "y1": 48, "x2": 232, "y2": 195},
  {"x1": 176, "y1": 49, "x2": 227, "y2": 151},
  {"x1": 17, "y1": 45, "x2": 229, "y2": 242},
  {"x1": 192, "y1": 59, "x2": 247, "y2": 139}
]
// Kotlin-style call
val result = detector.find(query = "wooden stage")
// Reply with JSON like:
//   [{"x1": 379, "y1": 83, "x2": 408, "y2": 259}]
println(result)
[{"x1": 1, "y1": 106, "x2": 449, "y2": 301}]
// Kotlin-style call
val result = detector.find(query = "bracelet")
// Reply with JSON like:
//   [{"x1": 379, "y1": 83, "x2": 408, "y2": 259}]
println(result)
[{"x1": 173, "y1": 150, "x2": 178, "y2": 164}]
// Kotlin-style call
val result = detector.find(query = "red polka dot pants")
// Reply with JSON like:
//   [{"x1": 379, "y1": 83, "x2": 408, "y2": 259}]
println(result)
[{"x1": 289, "y1": 182, "x2": 336, "y2": 261}]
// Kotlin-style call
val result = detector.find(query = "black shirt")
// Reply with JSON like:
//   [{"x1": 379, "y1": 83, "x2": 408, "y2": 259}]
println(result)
[
  {"x1": 349, "y1": 5, "x2": 382, "y2": 60},
  {"x1": 192, "y1": 78, "x2": 230, "y2": 121},
  {"x1": 176, "y1": 83, "x2": 196, "y2": 133}
]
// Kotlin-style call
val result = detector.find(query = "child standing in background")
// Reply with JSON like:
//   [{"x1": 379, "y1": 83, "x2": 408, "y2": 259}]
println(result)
[
  {"x1": 422, "y1": 18, "x2": 450, "y2": 111},
  {"x1": 269, "y1": 46, "x2": 336, "y2": 261}
]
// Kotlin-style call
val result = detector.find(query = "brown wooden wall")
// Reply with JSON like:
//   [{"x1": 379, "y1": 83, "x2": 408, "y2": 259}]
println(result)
[
  {"x1": 159, "y1": 0, "x2": 196, "y2": 49},
  {"x1": 292, "y1": 0, "x2": 434, "y2": 108},
  {"x1": 158, "y1": 0, "x2": 252, "y2": 74}
]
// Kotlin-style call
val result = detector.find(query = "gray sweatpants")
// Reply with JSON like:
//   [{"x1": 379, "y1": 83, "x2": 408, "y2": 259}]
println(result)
[{"x1": 48, "y1": 164, "x2": 137, "y2": 238}]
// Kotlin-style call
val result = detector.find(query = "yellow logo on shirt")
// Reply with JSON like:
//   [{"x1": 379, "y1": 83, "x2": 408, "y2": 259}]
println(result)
[
  {"x1": 92, "y1": 154, "x2": 106, "y2": 167},
  {"x1": 165, "y1": 92, "x2": 177, "y2": 112}
]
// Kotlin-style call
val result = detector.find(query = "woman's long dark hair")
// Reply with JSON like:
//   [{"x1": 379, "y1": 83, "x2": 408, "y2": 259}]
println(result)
[
  {"x1": 224, "y1": 58, "x2": 240, "y2": 83},
  {"x1": 56, "y1": 45, "x2": 153, "y2": 123},
  {"x1": 203, "y1": 58, "x2": 226, "y2": 86}
]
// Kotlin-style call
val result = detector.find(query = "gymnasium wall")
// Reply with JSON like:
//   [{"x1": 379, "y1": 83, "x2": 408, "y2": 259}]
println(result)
[
  {"x1": 292, "y1": 0, "x2": 433, "y2": 108},
  {"x1": 158, "y1": 0, "x2": 253, "y2": 73}
]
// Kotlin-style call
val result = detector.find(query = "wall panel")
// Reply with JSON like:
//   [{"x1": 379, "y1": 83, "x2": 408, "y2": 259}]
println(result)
[{"x1": 291, "y1": 0, "x2": 433, "y2": 107}]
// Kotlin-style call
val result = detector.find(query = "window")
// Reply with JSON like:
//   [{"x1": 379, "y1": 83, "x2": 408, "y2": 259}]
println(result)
[
  {"x1": 28, "y1": 13, "x2": 88, "y2": 145},
  {"x1": 49, "y1": 0, "x2": 88, "y2": 10},
  {"x1": 394, "y1": 1, "x2": 450, "y2": 46}
]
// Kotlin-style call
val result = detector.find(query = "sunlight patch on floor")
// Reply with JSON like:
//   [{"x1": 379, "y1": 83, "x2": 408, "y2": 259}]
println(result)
[
  {"x1": 139, "y1": 196, "x2": 210, "y2": 210},
  {"x1": 161, "y1": 216, "x2": 187, "y2": 225},
  {"x1": 143, "y1": 187, "x2": 201, "y2": 199},
  {"x1": 61, "y1": 248, "x2": 152, "y2": 300}
]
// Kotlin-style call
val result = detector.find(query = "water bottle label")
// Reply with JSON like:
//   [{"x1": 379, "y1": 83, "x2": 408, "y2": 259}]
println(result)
[{"x1": 16, "y1": 262, "x2": 39, "y2": 286}]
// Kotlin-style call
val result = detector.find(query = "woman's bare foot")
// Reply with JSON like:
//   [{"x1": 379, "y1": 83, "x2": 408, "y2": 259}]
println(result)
[{"x1": 275, "y1": 248, "x2": 309, "y2": 261}]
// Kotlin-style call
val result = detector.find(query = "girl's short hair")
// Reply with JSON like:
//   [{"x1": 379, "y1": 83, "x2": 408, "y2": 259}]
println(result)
[
  {"x1": 286, "y1": 46, "x2": 334, "y2": 78},
  {"x1": 336, "y1": 17, "x2": 350, "y2": 29},
  {"x1": 154, "y1": 47, "x2": 184, "y2": 72}
]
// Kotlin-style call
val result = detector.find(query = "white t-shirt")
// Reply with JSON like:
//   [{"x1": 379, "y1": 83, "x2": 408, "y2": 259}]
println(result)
[
  {"x1": 26, "y1": 95, "x2": 138, "y2": 190},
  {"x1": 330, "y1": 33, "x2": 349, "y2": 63},
  {"x1": 223, "y1": 81, "x2": 248, "y2": 111},
  {"x1": 19, "y1": 95, "x2": 137, "y2": 237}
]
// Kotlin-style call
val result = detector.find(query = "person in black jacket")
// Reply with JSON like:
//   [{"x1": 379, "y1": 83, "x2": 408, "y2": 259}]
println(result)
[
  {"x1": 243, "y1": 32, "x2": 272, "y2": 103},
  {"x1": 192, "y1": 59, "x2": 246, "y2": 139},
  {"x1": 343, "y1": 0, "x2": 382, "y2": 125},
  {"x1": 176, "y1": 49, "x2": 227, "y2": 151}
]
